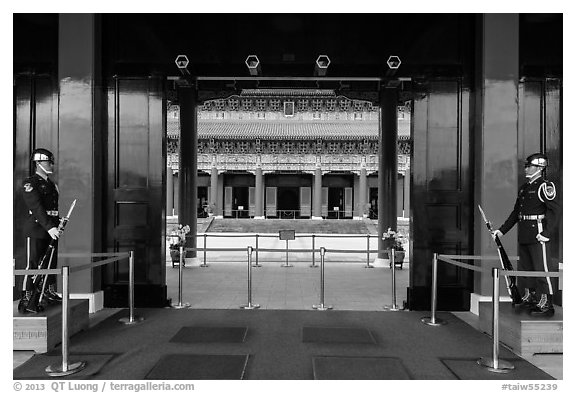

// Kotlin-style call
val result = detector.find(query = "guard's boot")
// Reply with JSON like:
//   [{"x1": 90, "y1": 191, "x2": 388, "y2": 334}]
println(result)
[
  {"x1": 17, "y1": 291, "x2": 32, "y2": 314},
  {"x1": 515, "y1": 288, "x2": 537, "y2": 308},
  {"x1": 43, "y1": 284, "x2": 62, "y2": 303},
  {"x1": 530, "y1": 294, "x2": 555, "y2": 317},
  {"x1": 39, "y1": 291, "x2": 53, "y2": 307},
  {"x1": 25, "y1": 289, "x2": 44, "y2": 313}
]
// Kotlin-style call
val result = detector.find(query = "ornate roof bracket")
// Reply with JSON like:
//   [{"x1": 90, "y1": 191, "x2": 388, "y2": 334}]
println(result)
[{"x1": 193, "y1": 153, "x2": 408, "y2": 175}]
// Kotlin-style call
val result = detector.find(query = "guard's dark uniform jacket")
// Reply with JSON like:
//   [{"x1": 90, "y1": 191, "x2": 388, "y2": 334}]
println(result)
[
  {"x1": 499, "y1": 176, "x2": 559, "y2": 243},
  {"x1": 22, "y1": 174, "x2": 59, "y2": 238}
]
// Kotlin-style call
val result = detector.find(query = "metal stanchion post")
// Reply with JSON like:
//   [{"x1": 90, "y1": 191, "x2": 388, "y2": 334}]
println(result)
[
  {"x1": 119, "y1": 251, "x2": 145, "y2": 322},
  {"x1": 241, "y1": 246, "x2": 260, "y2": 309},
  {"x1": 253, "y1": 234, "x2": 261, "y2": 267},
  {"x1": 46, "y1": 266, "x2": 87, "y2": 377},
  {"x1": 365, "y1": 234, "x2": 373, "y2": 268},
  {"x1": 200, "y1": 234, "x2": 208, "y2": 267},
  {"x1": 384, "y1": 248, "x2": 402, "y2": 311},
  {"x1": 310, "y1": 235, "x2": 318, "y2": 268},
  {"x1": 313, "y1": 247, "x2": 332, "y2": 310},
  {"x1": 478, "y1": 267, "x2": 515, "y2": 373},
  {"x1": 421, "y1": 253, "x2": 446, "y2": 326},
  {"x1": 281, "y1": 239, "x2": 293, "y2": 267},
  {"x1": 171, "y1": 246, "x2": 191, "y2": 309}
]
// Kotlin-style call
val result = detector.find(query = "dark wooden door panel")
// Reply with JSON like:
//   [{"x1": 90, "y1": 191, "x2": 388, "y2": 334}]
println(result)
[
  {"x1": 518, "y1": 79, "x2": 562, "y2": 301},
  {"x1": 104, "y1": 77, "x2": 166, "y2": 306},
  {"x1": 410, "y1": 79, "x2": 472, "y2": 310},
  {"x1": 519, "y1": 79, "x2": 562, "y2": 260},
  {"x1": 13, "y1": 74, "x2": 57, "y2": 298}
]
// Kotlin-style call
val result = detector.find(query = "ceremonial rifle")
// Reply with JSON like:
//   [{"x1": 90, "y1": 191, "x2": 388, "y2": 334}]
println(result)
[
  {"x1": 27, "y1": 199, "x2": 77, "y2": 312},
  {"x1": 478, "y1": 205, "x2": 522, "y2": 304}
]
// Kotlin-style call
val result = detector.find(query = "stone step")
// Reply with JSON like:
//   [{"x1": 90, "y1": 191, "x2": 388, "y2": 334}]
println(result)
[
  {"x1": 478, "y1": 301, "x2": 563, "y2": 357},
  {"x1": 13, "y1": 299, "x2": 89, "y2": 353}
]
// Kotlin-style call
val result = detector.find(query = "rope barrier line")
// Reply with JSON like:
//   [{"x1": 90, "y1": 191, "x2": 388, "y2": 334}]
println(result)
[
  {"x1": 172, "y1": 233, "x2": 378, "y2": 239},
  {"x1": 438, "y1": 254, "x2": 520, "y2": 261},
  {"x1": 501, "y1": 270, "x2": 562, "y2": 278},
  {"x1": 59, "y1": 252, "x2": 131, "y2": 258},
  {"x1": 255, "y1": 248, "x2": 326, "y2": 253},
  {"x1": 184, "y1": 247, "x2": 323, "y2": 253},
  {"x1": 324, "y1": 249, "x2": 379, "y2": 254},
  {"x1": 436, "y1": 257, "x2": 488, "y2": 273},
  {"x1": 182, "y1": 247, "x2": 379, "y2": 254},
  {"x1": 184, "y1": 247, "x2": 250, "y2": 252},
  {"x1": 437, "y1": 254, "x2": 562, "y2": 278},
  {"x1": 70, "y1": 255, "x2": 129, "y2": 273},
  {"x1": 171, "y1": 259, "x2": 369, "y2": 265},
  {"x1": 190, "y1": 233, "x2": 279, "y2": 238},
  {"x1": 14, "y1": 268, "x2": 60, "y2": 276},
  {"x1": 299, "y1": 234, "x2": 376, "y2": 239},
  {"x1": 192, "y1": 234, "x2": 247, "y2": 238},
  {"x1": 14, "y1": 253, "x2": 131, "y2": 276}
]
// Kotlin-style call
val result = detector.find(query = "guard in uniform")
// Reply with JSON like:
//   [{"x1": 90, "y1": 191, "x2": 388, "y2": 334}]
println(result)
[
  {"x1": 493, "y1": 153, "x2": 560, "y2": 317},
  {"x1": 18, "y1": 148, "x2": 63, "y2": 313}
]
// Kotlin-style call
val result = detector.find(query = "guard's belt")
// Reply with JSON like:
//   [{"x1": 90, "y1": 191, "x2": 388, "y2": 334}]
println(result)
[
  {"x1": 29, "y1": 210, "x2": 59, "y2": 216},
  {"x1": 519, "y1": 214, "x2": 545, "y2": 221}
]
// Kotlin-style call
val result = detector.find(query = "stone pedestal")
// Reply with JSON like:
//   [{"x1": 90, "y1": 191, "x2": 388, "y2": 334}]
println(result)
[{"x1": 13, "y1": 299, "x2": 89, "y2": 353}]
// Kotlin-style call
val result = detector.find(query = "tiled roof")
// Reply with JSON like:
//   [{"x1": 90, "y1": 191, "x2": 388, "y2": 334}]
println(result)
[
  {"x1": 240, "y1": 89, "x2": 336, "y2": 97},
  {"x1": 197, "y1": 121, "x2": 379, "y2": 140},
  {"x1": 168, "y1": 118, "x2": 410, "y2": 140}
]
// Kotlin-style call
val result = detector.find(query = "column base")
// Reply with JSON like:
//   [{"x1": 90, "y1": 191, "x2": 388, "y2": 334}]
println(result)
[
  {"x1": 70, "y1": 290, "x2": 104, "y2": 313},
  {"x1": 185, "y1": 257, "x2": 200, "y2": 266},
  {"x1": 253, "y1": 216, "x2": 265, "y2": 220},
  {"x1": 469, "y1": 292, "x2": 512, "y2": 315},
  {"x1": 372, "y1": 258, "x2": 390, "y2": 268},
  {"x1": 311, "y1": 216, "x2": 324, "y2": 220}
]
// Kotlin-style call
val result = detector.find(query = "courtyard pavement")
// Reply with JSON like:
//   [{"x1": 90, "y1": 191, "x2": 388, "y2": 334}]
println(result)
[{"x1": 165, "y1": 217, "x2": 410, "y2": 311}]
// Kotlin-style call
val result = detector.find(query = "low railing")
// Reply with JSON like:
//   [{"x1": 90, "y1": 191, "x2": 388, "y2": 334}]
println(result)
[
  {"x1": 220, "y1": 209, "x2": 370, "y2": 219},
  {"x1": 170, "y1": 244, "x2": 405, "y2": 313},
  {"x1": 168, "y1": 232, "x2": 406, "y2": 269}
]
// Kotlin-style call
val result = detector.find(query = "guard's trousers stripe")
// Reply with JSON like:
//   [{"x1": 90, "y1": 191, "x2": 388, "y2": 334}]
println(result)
[
  {"x1": 537, "y1": 221, "x2": 554, "y2": 295},
  {"x1": 22, "y1": 237, "x2": 31, "y2": 291},
  {"x1": 542, "y1": 244, "x2": 554, "y2": 295}
]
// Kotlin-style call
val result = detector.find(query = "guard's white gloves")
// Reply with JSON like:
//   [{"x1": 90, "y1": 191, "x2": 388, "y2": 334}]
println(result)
[{"x1": 47, "y1": 227, "x2": 60, "y2": 240}]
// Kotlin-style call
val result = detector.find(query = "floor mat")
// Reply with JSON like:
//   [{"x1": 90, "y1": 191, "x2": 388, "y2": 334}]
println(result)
[
  {"x1": 145, "y1": 354, "x2": 250, "y2": 380},
  {"x1": 13, "y1": 354, "x2": 115, "y2": 379},
  {"x1": 169, "y1": 326, "x2": 248, "y2": 343},
  {"x1": 441, "y1": 358, "x2": 555, "y2": 380},
  {"x1": 313, "y1": 356, "x2": 411, "y2": 380},
  {"x1": 303, "y1": 326, "x2": 376, "y2": 344}
]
